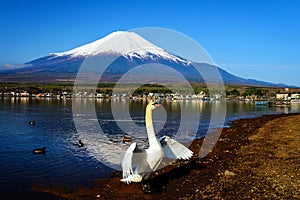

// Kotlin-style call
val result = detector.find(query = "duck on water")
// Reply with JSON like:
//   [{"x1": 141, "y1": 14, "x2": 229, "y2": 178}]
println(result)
[
  {"x1": 33, "y1": 147, "x2": 46, "y2": 154},
  {"x1": 28, "y1": 120, "x2": 36, "y2": 126},
  {"x1": 122, "y1": 136, "x2": 132, "y2": 143},
  {"x1": 78, "y1": 140, "x2": 84, "y2": 148}
]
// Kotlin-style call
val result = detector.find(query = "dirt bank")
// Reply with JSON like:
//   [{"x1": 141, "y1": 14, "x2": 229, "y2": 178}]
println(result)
[{"x1": 35, "y1": 113, "x2": 300, "y2": 199}]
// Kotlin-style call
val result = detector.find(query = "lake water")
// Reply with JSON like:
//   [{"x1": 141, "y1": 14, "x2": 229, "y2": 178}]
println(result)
[{"x1": 1, "y1": 97, "x2": 299, "y2": 194}]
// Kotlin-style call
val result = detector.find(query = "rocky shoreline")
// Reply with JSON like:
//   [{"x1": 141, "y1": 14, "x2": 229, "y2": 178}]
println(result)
[{"x1": 31, "y1": 113, "x2": 300, "y2": 199}]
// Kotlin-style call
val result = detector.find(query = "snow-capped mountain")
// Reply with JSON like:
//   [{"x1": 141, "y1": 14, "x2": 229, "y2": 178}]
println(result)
[
  {"x1": 50, "y1": 31, "x2": 189, "y2": 64},
  {"x1": 0, "y1": 31, "x2": 289, "y2": 87}
]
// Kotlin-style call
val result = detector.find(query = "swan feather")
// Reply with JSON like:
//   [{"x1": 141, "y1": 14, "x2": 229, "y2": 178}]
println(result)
[
  {"x1": 159, "y1": 136, "x2": 193, "y2": 160},
  {"x1": 121, "y1": 142, "x2": 136, "y2": 181},
  {"x1": 121, "y1": 143, "x2": 145, "y2": 184}
]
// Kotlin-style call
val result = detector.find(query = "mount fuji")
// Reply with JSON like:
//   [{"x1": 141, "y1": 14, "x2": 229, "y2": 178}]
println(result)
[
  {"x1": 51, "y1": 31, "x2": 189, "y2": 64},
  {"x1": 0, "y1": 31, "x2": 287, "y2": 87}
]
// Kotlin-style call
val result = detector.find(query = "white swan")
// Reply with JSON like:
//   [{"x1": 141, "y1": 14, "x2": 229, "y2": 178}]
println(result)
[{"x1": 121, "y1": 101, "x2": 193, "y2": 184}]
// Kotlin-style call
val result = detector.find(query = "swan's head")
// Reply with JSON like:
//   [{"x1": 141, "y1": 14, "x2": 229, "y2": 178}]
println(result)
[{"x1": 147, "y1": 101, "x2": 162, "y2": 111}]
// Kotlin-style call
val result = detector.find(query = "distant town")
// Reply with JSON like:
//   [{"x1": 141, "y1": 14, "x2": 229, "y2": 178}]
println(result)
[{"x1": 1, "y1": 83, "x2": 300, "y2": 106}]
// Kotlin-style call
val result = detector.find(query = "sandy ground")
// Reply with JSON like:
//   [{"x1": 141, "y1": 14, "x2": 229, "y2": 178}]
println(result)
[{"x1": 31, "y1": 113, "x2": 300, "y2": 199}]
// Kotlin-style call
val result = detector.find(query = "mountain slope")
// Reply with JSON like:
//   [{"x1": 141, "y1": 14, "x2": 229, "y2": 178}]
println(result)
[{"x1": 0, "y1": 31, "x2": 288, "y2": 87}]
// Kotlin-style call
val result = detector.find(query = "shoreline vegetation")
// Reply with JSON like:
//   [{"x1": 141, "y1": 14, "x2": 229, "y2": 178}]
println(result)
[
  {"x1": 30, "y1": 113, "x2": 300, "y2": 199},
  {"x1": 1, "y1": 82, "x2": 300, "y2": 104}
]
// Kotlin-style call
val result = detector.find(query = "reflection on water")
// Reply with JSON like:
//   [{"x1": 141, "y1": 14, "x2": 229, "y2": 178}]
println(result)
[{"x1": 0, "y1": 97, "x2": 299, "y2": 193}]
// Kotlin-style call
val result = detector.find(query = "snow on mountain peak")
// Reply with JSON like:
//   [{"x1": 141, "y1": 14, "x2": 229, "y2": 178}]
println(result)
[{"x1": 51, "y1": 31, "x2": 189, "y2": 64}]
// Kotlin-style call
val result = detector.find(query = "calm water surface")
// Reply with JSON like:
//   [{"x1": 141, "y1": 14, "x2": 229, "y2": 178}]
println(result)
[{"x1": 0, "y1": 97, "x2": 299, "y2": 193}]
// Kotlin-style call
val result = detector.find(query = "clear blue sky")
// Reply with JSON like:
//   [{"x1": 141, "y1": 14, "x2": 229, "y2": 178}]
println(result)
[{"x1": 0, "y1": 0, "x2": 299, "y2": 86}]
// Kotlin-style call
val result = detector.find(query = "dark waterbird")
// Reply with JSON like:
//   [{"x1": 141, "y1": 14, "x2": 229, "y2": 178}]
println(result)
[
  {"x1": 33, "y1": 147, "x2": 46, "y2": 154},
  {"x1": 28, "y1": 120, "x2": 36, "y2": 126},
  {"x1": 78, "y1": 140, "x2": 84, "y2": 148}
]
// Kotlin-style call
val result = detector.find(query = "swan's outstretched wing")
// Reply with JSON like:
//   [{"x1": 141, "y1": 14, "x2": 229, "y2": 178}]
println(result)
[
  {"x1": 121, "y1": 142, "x2": 136, "y2": 181},
  {"x1": 121, "y1": 143, "x2": 144, "y2": 184},
  {"x1": 159, "y1": 136, "x2": 193, "y2": 160}
]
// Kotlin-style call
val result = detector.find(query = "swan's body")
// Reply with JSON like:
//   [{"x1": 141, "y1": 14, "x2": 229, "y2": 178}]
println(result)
[{"x1": 121, "y1": 102, "x2": 193, "y2": 184}]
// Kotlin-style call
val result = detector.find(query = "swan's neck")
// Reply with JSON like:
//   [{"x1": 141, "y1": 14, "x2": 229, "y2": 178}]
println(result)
[{"x1": 146, "y1": 108, "x2": 160, "y2": 149}]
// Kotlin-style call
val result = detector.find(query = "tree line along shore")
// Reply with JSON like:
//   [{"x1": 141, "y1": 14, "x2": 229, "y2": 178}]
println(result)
[{"x1": 0, "y1": 82, "x2": 300, "y2": 102}]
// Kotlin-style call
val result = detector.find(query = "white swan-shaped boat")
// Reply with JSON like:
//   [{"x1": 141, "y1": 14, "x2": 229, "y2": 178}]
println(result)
[{"x1": 121, "y1": 101, "x2": 193, "y2": 184}]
